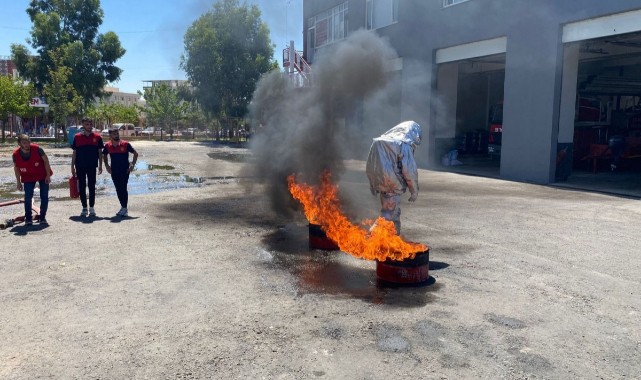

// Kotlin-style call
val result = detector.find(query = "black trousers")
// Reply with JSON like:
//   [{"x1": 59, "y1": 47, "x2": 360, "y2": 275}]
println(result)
[
  {"x1": 111, "y1": 171, "x2": 130, "y2": 208},
  {"x1": 76, "y1": 166, "x2": 97, "y2": 208}
]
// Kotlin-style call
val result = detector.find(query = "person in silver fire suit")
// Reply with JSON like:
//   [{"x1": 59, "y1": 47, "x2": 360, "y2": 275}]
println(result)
[{"x1": 366, "y1": 121, "x2": 422, "y2": 234}]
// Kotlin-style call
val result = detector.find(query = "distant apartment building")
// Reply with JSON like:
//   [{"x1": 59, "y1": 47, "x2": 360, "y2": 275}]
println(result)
[
  {"x1": 142, "y1": 79, "x2": 193, "y2": 93},
  {"x1": 0, "y1": 56, "x2": 18, "y2": 78},
  {"x1": 101, "y1": 86, "x2": 144, "y2": 107}
]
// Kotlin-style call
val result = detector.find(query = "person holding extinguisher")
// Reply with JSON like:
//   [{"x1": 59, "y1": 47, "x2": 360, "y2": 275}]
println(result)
[
  {"x1": 71, "y1": 117, "x2": 103, "y2": 217},
  {"x1": 13, "y1": 134, "x2": 53, "y2": 226}
]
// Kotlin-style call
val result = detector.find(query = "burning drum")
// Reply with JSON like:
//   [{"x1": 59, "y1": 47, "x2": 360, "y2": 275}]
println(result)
[
  {"x1": 308, "y1": 223, "x2": 339, "y2": 250},
  {"x1": 376, "y1": 250, "x2": 430, "y2": 285}
]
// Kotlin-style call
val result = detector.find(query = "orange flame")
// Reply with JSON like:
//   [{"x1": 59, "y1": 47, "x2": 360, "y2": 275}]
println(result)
[{"x1": 287, "y1": 171, "x2": 428, "y2": 261}]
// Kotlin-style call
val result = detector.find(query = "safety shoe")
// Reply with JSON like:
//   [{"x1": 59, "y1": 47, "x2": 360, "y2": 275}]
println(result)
[
  {"x1": 25, "y1": 219, "x2": 33, "y2": 226},
  {"x1": 80, "y1": 208, "x2": 88, "y2": 217},
  {"x1": 116, "y1": 207, "x2": 128, "y2": 217},
  {"x1": 89, "y1": 207, "x2": 96, "y2": 216},
  {"x1": 39, "y1": 218, "x2": 48, "y2": 225}
]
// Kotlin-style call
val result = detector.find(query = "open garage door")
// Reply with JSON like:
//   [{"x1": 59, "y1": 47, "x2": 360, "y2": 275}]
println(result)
[
  {"x1": 558, "y1": 13, "x2": 641, "y2": 196},
  {"x1": 435, "y1": 37, "x2": 506, "y2": 177}
]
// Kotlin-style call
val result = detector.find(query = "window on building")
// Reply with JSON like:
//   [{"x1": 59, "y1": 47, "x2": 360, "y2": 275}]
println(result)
[
  {"x1": 443, "y1": 0, "x2": 469, "y2": 7},
  {"x1": 307, "y1": 17, "x2": 316, "y2": 62},
  {"x1": 366, "y1": 0, "x2": 399, "y2": 30},
  {"x1": 307, "y1": 2, "x2": 349, "y2": 59}
]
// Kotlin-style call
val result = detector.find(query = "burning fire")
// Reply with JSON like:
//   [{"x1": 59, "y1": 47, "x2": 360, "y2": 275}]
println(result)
[{"x1": 287, "y1": 171, "x2": 427, "y2": 261}]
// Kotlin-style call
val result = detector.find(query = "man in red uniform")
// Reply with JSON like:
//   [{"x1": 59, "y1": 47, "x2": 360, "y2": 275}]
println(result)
[
  {"x1": 103, "y1": 128, "x2": 138, "y2": 217},
  {"x1": 71, "y1": 117, "x2": 103, "y2": 217},
  {"x1": 13, "y1": 134, "x2": 53, "y2": 225}
]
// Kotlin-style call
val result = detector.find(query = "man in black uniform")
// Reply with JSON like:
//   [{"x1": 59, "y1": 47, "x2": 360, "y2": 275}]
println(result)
[
  {"x1": 103, "y1": 127, "x2": 138, "y2": 217},
  {"x1": 71, "y1": 117, "x2": 103, "y2": 217}
]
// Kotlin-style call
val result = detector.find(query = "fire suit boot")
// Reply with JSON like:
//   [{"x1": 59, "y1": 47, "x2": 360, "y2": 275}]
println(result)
[{"x1": 380, "y1": 193, "x2": 402, "y2": 235}]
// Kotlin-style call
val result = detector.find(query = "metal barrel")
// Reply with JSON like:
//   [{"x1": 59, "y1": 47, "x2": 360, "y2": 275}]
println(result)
[
  {"x1": 308, "y1": 223, "x2": 339, "y2": 250},
  {"x1": 376, "y1": 249, "x2": 430, "y2": 285}
]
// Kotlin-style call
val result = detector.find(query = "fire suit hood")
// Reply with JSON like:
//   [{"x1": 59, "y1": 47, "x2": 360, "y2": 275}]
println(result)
[{"x1": 378, "y1": 121, "x2": 422, "y2": 147}]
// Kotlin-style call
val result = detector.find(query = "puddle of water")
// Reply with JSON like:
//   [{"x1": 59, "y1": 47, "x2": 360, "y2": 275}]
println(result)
[
  {"x1": 135, "y1": 160, "x2": 175, "y2": 171},
  {"x1": 105, "y1": 173, "x2": 202, "y2": 196},
  {"x1": 207, "y1": 152, "x2": 251, "y2": 163},
  {"x1": 0, "y1": 161, "x2": 205, "y2": 203}
]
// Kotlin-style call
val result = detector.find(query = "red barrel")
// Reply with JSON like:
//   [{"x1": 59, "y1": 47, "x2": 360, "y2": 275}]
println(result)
[
  {"x1": 69, "y1": 176, "x2": 79, "y2": 198},
  {"x1": 376, "y1": 250, "x2": 430, "y2": 285},
  {"x1": 308, "y1": 223, "x2": 339, "y2": 250}
]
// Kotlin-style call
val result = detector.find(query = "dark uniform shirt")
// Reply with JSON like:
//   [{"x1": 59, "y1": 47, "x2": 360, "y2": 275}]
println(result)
[
  {"x1": 103, "y1": 141, "x2": 136, "y2": 173},
  {"x1": 72, "y1": 132, "x2": 104, "y2": 168}
]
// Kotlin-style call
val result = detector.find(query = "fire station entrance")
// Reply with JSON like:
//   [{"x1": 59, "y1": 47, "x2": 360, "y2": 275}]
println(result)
[
  {"x1": 556, "y1": 10, "x2": 641, "y2": 197},
  {"x1": 434, "y1": 37, "x2": 506, "y2": 178},
  {"x1": 433, "y1": 16, "x2": 641, "y2": 197}
]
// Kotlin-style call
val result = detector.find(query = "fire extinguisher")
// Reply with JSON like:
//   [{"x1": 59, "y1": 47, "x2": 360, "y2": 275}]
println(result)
[{"x1": 69, "y1": 176, "x2": 79, "y2": 198}]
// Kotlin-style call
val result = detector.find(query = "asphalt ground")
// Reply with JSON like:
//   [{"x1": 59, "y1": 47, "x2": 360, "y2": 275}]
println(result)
[{"x1": 0, "y1": 141, "x2": 639, "y2": 379}]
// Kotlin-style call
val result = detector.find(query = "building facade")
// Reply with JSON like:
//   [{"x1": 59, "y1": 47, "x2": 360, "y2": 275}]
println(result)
[
  {"x1": 303, "y1": 0, "x2": 641, "y2": 184},
  {"x1": 0, "y1": 57, "x2": 18, "y2": 78},
  {"x1": 102, "y1": 86, "x2": 144, "y2": 107},
  {"x1": 142, "y1": 79, "x2": 192, "y2": 93}
]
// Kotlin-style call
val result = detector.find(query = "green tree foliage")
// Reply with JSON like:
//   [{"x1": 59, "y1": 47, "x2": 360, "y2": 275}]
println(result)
[
  {"x1": 141, "y1": 84, "x2": 188, "y2": 130},
  {"x1": 87, "y1": 102, "x2": 139, "y2": 128},
  {"x1": 46, "y1": 49, "x2": 82, "y2": 139},
  {"x1": 182, "y1": 102, "x2": 207, "y2": 131},
  {"x1": 174, "y1": 83, "x2": 207, "y2": 130},
  {"x1": 115, "y1": 103, "x2": 140, "y2": 125},
  {"x1": 0, "y1": 76, "x2": 37, "y2": 142},
  {"x1": 181, "y1": 0, "x2": 278, "y2": 119},
  {"x1": 10, "y1": 0, "x2": 125, "y2": 108}
]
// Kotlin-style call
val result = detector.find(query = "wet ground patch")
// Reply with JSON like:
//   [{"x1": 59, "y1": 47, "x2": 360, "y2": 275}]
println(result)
[
  {"x1": 207, "y1": 151, "x2": 252, "y2": 163},
  {"x1": 0, "y1": 160, "x2": 205, "y2": 203},
  {"x1": 136, "y1": 162, "x2": 175, "y2": 171}
]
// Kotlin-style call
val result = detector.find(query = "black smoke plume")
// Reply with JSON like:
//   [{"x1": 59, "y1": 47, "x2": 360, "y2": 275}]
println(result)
[{"x1": 247, "y1": 30, "x2": 398, "y2": 217}]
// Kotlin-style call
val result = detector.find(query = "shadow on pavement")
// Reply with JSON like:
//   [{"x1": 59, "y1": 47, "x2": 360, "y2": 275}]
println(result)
[
  {"x1": 9, "y1": 223, "x2": 50, "y2": 236},
  {"x1": 68, "y1": 216, "x2": 111, "y2": 224},
  {"x1": 429, "y1": 261, "x2": 450, "y2": 270},
  {"x1": 107, "y1": 216, "x2": 140, "y2": 223}
]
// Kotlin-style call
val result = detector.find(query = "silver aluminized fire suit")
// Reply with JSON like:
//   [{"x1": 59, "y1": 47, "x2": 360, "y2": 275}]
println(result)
[{"x1": 366, "y1": 121, "x2": 422, "y2": 234}]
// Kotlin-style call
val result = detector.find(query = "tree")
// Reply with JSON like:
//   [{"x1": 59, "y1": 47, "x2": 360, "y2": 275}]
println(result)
[
  {"x1": 181, "y1": 0, "x2": 278, "y2": 119},
  {"x1": 46, "y1": 49, "x2": 82, "y2": 140},
  {"x1": 174, "y1": 83, "x2": 207, "y2": 131},
  {"x1": 114, "y1": 103, "x2": 140, "y2": 125},
  {"x1": 182, "y1": 103, "x2": 207, "y2": 131},
  {"x1": 10, "y1": 0, "x2": 125, "y2": 109},
  {"x1": 141, "y1": 84, "x2": 188, "y2": 131},
  {"x1": 87, "y1": 102, "x2": 139, "y2": 128},
  {"x1": 0, "y1": 76, "x2": 37, "y2": 143}
]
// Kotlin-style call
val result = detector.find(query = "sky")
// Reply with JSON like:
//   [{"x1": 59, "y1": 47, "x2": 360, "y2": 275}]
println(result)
[{"x1": 0, "y1": 0, "x2": 303, "y2": 94}]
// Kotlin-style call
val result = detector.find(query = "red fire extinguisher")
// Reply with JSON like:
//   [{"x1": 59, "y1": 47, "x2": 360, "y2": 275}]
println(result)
[{"x1": 69, "y1": 176, "x2": 79, "y2": 198}]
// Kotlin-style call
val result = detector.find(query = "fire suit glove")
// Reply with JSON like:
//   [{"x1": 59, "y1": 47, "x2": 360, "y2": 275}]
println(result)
[{"x1": 408, "y1": 192, "x2": 418, "y2": 202}]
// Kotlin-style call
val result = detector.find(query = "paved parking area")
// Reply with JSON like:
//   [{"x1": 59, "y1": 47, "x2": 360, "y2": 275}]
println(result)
[{"x1": 0, "y1": 141, "x2": 639, "y2": 379}]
